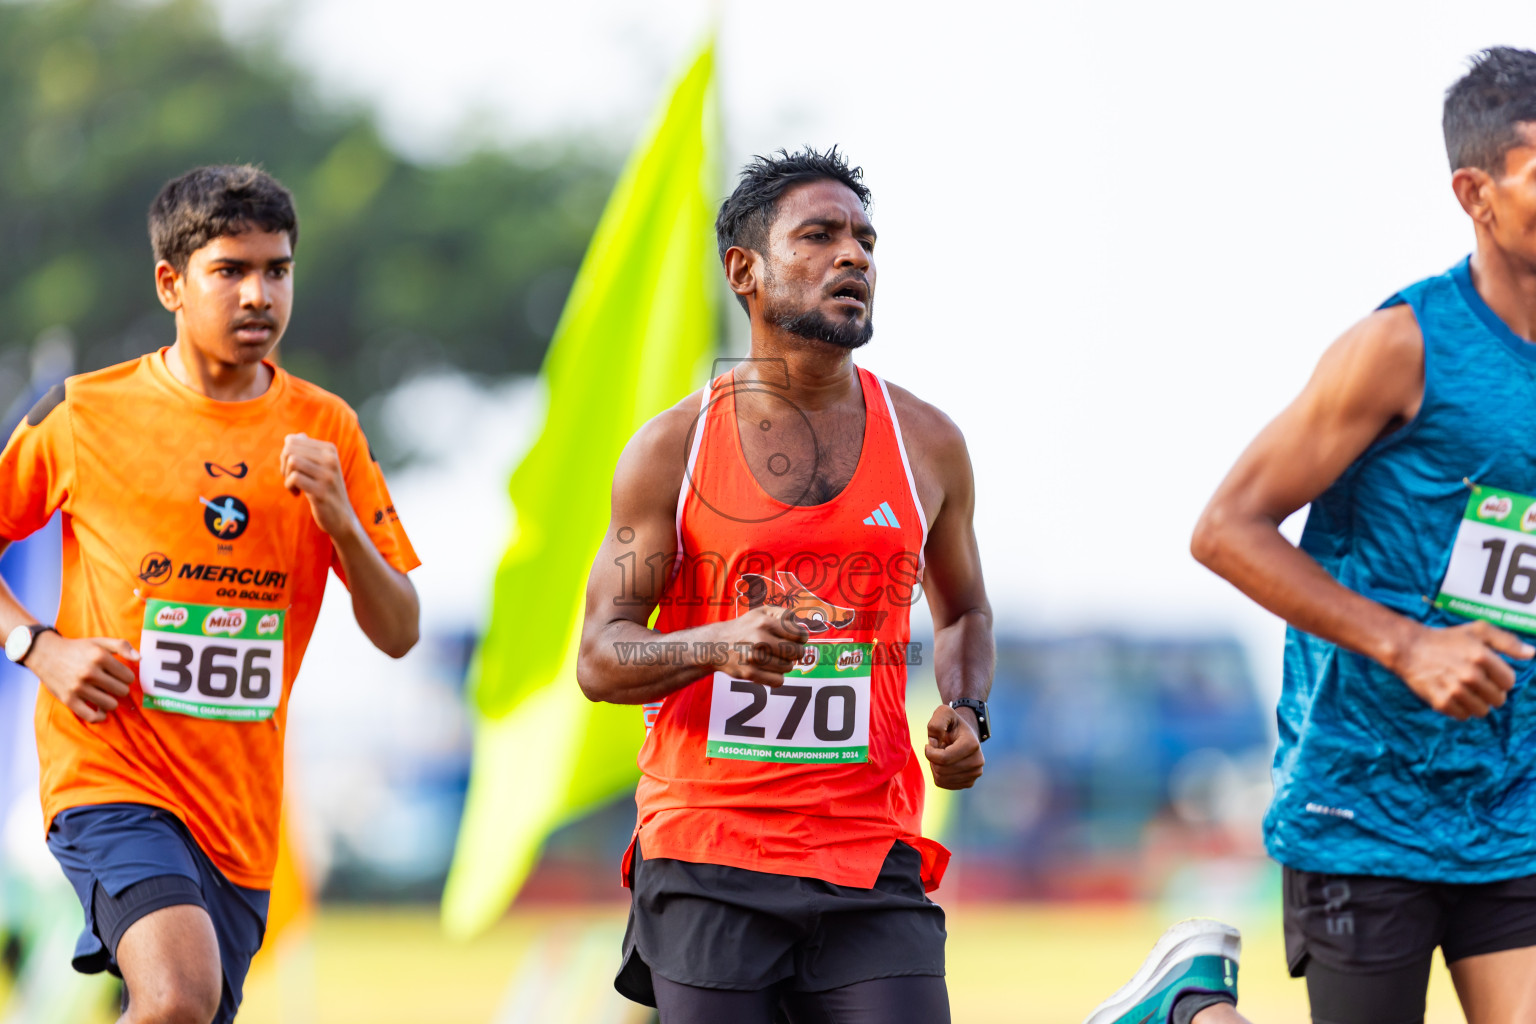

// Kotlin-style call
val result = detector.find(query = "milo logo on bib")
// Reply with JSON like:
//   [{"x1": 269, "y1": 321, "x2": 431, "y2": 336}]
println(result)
[
  {"x1": 139, "y1": 598, "x2": 286, "y2": 721},
  {"x1": 1436, "y1": 484, "x2": 1536, "y2": 633},
  {"x1": 708, "y1": 640, "x2": 873, "y2": 764},
  {"x1": 1479, "y1": 494, "x2": 1514, "y2": 521},
  {"x1": 203, "y1": 608, "x2": 246, "y2": 635},
  {"x1": 154, "y1": 605, "x2": 188, "y2": 628}
]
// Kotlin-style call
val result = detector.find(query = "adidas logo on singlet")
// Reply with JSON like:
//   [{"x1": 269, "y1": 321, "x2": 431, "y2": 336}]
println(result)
[{"x1": 862, "y1": 501, "x2": 901, "y2": 528}]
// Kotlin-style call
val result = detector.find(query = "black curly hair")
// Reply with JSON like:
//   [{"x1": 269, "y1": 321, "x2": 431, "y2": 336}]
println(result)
[
  {"x1": 715, "y1": 147, "x2": 870, "y2": 311},
  {"x1": 149, "y1": 164, "x2": 298, "y2": 272}
]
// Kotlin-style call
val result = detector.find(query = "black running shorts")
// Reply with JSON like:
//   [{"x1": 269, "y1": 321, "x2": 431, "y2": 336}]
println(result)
[
  {"x1": 615, "y1": 839, "x2": 946, "y2": 1007},
  {"x1": 1283, "y1": 867, "x2": 1536, "y2": 1023},
  {"x1": 1283, "y1": 866, "x2": 1536, "y2": 974}
]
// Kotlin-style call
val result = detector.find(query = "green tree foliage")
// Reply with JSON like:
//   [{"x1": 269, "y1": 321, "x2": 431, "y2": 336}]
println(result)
[{"x1": 0, "y1": 0, "x2": 615, "y2": 414}]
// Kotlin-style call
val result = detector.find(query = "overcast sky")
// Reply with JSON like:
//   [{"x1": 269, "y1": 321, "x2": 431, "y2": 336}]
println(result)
[{"x1": 212, "y1": 0, "x2": 1536, "y2": 697}]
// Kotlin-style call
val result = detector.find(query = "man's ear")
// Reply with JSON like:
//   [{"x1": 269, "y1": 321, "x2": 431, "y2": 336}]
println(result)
[
  {"x1": 154, "y1": 259, "x2": 184, "y2": 313},
  {"x1": 1452, "y1": 165, "x2": 1495, "y2": 226},
  {"x1": 723, "y1": 246, "x2": 761, "y2": 307}
]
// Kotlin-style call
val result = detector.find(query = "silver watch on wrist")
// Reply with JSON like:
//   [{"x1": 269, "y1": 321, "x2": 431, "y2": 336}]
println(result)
[{"x1": 5, "y1": 623, "x2": 56, "y2": 666}]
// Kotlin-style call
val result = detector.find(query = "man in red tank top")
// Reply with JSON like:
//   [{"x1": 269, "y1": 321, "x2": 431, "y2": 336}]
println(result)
[{"x1": 577, "y1": 148, "x2": 993, "y2": 1023}]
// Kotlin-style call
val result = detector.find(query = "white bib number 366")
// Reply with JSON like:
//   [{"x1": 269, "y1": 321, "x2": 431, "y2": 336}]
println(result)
[{"x1": 138, "y1": 599, "x2": 285, "y2": 722}]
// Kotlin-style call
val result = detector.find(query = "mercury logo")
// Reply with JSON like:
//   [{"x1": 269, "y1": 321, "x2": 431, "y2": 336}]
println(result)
[
  {"x1": 203, "y1": 608, "x2": 247, "y2": 636},
  {"x1": 155, "y1": 606, "x2": 189, "y2": 628},
  {"x1": 836, "y1": 648, "x2": 864, "y2": 671},
  {"x1": 1481, "y1": 495, "x2": 1514, "y2": 521},
  {"x1": 257, "y1": 613, "x2": 280, "y2": 636},
  {"x1": 138, "y1": 552, "x2": 173, "y2": 585}
]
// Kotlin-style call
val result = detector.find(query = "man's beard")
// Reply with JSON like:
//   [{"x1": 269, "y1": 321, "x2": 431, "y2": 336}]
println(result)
[
  {"x1": 760, "y1": 258, "x2": 874, "y2": 350},
  {"x1": 768, "y1": 302, "x2": 874, "y2": 350}
]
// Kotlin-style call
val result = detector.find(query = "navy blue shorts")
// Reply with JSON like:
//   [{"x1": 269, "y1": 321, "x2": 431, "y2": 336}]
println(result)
[{"x1": 47, "y1": 803, "x2": 270, "y2": 1024}]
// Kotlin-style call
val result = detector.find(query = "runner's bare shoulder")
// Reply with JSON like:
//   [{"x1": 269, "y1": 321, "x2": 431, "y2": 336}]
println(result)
[
  {"x1": 611, "y1": 390, "x2": 709, "y2": 515},
  {"x1": 1316, "y1": 302, "x2": 1426, "y2": 426},
  {"x1": 880, "y1": 380, "x2": 967, "y2": 464},
  {"x1": 878, "y1": 380, "x2": 971, "y2": 517}
]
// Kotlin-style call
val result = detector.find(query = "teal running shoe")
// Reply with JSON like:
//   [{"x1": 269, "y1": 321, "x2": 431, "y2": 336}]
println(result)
[{"x1": 1081, "y1": 919, "x2": 1240, "y2": 1024}]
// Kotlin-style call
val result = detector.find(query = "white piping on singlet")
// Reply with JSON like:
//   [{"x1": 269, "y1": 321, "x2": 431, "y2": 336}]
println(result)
[
  {"x1": 875, "y1": 374, "x2": 928, "y2": 574},
  {"x1": 648, "y1": 382, "x2": 715, "y2": 735},
  {"x1": 674, "y1": 379, "x2": 713, "y2": 566}
]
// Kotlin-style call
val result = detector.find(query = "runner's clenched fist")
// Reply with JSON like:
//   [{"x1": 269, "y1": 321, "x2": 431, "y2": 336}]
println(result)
[
  {"x1": 708, "y1": 605, "x2": 811, "y2": 688},
  {"x1": 925, "y1": 703, "x2": 984, "y2": 790},
  {"x1": 281, "y1": 432, "x2": 360, "y2": 538}
]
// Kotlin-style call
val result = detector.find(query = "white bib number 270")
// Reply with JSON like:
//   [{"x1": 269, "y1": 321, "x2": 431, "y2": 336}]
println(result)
[
  {"x1": 138, "y1": 599, "x2": 285, "y2": 722},
  {"x1": 706, "y1": 640, "x2": 872, "y2": 764}
]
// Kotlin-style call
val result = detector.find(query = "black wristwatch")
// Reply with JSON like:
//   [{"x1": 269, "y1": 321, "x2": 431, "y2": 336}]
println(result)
[{"x1": 949, "y1": 698, "x2": 990, "y2": 742}]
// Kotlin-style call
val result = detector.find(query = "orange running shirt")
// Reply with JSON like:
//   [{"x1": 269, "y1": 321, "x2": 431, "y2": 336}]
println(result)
[
  {"x1": 0, "y1": 350, "x2": 419, "y2": 889},
  {"x1": 631, "y1": 366, "x2": 950, "y2": 891}
]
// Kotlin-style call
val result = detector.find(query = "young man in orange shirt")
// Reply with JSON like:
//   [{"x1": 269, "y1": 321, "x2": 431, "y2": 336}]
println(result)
[{"x1": 0, "y1": 164, "x2": 420, "y2": 1024}]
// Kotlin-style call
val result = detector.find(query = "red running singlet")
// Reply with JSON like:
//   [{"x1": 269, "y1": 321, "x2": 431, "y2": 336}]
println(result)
[{"x1": 626, "y1": 366, "x2": 950, "y2": 891}]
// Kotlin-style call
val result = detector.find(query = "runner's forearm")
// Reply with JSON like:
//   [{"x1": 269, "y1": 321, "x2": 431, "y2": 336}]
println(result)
[
  {"x1": 933, "y1": 606, "x2": 993, "y2": 703},
  {"x1": 0, "y1": 541, "x2": 46, "y2": 638},
  {"x1": 330, "y1": 525, "x2": 419, "y2": 658},
  {"x1": 578, "y1": 618, "x2": 743, "y2": 705},
  {"x1": 1193, "y1": 513, "x2": 1422, "y2": 674},
  {"x1": 933, "y1": 606, "x2": 994, "y2": 731}
]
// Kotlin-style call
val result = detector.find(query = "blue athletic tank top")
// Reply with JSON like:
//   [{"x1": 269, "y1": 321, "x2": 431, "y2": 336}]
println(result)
[{"x1": 1270, "y1": 257, "x2": 1536, "y2": 882}]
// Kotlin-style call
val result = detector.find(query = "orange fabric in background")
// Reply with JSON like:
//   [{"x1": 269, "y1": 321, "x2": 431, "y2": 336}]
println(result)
[
  {"x1": 0, "y1": 350, "x2": 418, "y2": 889},
  {"x1": 250, "y1": 797, "x2": 313, "y2": 969}
]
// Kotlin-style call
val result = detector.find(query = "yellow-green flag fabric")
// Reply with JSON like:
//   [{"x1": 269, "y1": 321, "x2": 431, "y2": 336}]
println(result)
[{"x1": 442, "y1": 43, "x2": 718, "y2": 940}]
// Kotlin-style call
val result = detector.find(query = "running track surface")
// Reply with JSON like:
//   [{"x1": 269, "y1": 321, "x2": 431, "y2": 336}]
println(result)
[
  {"x1": 221, "y1": 903, "x2": 1463, "y2": 1024},
  {"x1": 1, "y1": 903, "x2": 1466, "y2": 1023}
]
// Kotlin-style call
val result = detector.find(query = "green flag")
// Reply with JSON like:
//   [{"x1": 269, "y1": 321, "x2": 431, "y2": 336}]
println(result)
[{"x1": 442, "y1": 42, "x2": 719, "y2": 939}]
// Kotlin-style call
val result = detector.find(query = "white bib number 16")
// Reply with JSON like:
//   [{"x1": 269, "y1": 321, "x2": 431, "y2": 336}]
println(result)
[{"x1": 1436, "y1": 485, "x2": 1536, "y2": 634}]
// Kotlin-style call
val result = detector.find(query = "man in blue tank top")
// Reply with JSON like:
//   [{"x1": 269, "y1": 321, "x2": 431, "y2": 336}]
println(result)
[{"x1": 1192, "y1": 47, "x2": 1536, "y2": 1024}]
